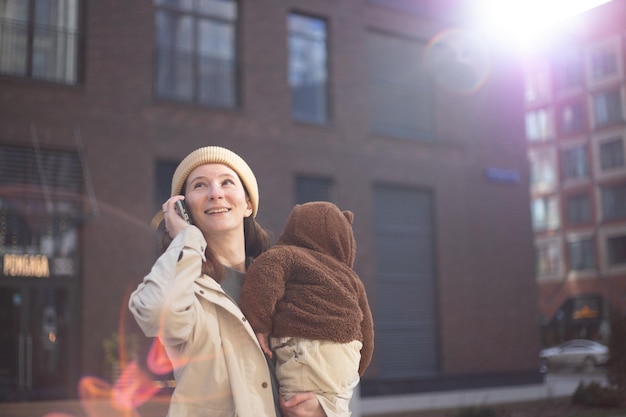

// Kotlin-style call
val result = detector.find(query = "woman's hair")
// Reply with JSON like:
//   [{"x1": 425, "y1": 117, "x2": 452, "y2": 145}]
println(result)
[{"x1": 159, "y1": 186, "x2": 271, "y2": 282}]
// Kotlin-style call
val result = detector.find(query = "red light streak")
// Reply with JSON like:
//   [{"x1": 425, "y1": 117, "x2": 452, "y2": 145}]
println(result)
[
  {"x1": 112, "y1": 361, "x2": 161, "y2": 410},
  {"x1": 146, "y1": 338, "x2": 173, "y2": 375},
  {"x1": 39, "y1": 286, "x2": 175, "y2": 417}
]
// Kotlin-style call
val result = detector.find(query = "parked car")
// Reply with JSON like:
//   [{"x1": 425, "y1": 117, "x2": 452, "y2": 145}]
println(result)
[{"x1": 539, "y1": 339, "x2": 608, "y2": 373}]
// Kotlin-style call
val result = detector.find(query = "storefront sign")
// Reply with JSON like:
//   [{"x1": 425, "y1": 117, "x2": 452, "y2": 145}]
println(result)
[
  {"x1": 3, "y1": 254, "x2": 50, "y2": 278},
  {"x1": 573, "y1": 305, "x2": 599, "y2": 319}
]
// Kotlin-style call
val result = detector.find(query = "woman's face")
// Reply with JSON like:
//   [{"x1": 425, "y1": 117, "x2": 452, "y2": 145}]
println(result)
[{"x1": 183, "y1": 163, "x2": 252, "y2": 236}]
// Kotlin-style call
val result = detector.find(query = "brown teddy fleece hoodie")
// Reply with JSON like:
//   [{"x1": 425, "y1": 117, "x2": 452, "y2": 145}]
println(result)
[{"x1": 240, "y1": 201, "x2": 374, "y2": 376}]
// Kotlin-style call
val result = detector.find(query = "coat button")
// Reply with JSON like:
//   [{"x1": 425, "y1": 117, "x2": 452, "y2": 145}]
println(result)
[
  {"x1": 262, "y1": 382, "x2": 268, "y2": 388},
  {"x1": 242, "y1": 317, "x2": 247, "y2": 322},
  {"x1": 199, "y1": 290, "x2": 204, "y2": 294}
]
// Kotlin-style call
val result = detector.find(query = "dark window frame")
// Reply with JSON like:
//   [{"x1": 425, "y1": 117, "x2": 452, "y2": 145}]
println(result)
[
  {"x1": 0, "y1": 0, "x2": 82, "y2": 84},
  {"x1": 288, "y1": 12, "x2": 330, "y2": 125},
  {"x1": 607, "y1": 234, "x2": 626, "y2": 266},
  {"x1": 567, "y1": 237, "x2": 596, "y2": 271},
  {"x1": 560, "y1": 144, "x2": 588, "y2": 181},
  {"x1": 566, "y1": 193, "x2": 591, "y2": 225},
  {"x1": 295, "y1": 175, "x2": 333, "y2": 204},
  {"x1": 558, "y1": 100, "x2": 585, "y2": 135},
  {"x1": 367, "y1": 30, "x2": 434, "y2": 140},
  {"x1": 552, "y1": 48, "x2": 583, "y2": 91},
  {"x1": 593, "y1": 89, "x2": 623, "y2": 128},
  {"x1": 601, "y1": 183, "x2": 626, "y2": 221},
  {"x1": 153, "y1": 0, "x2": 239, "y2": 108},
  {"x1": 599, "y1": 137, "x2": 625, "y2": 171}
]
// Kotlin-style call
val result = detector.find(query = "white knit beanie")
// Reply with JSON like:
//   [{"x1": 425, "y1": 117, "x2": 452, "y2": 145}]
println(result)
[{"x1": 151, "y1": 146, "x2": 258, "y2": 229}]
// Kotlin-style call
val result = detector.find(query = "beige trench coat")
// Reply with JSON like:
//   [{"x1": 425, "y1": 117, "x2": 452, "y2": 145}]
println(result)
[{"x1": 129, "y1": 226, "x2": 278, "y2": 417}]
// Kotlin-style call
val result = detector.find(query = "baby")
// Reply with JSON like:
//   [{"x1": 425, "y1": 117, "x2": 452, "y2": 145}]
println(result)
[{"x1": 240, "y1": 201, "x2": 374, "y2": 417}]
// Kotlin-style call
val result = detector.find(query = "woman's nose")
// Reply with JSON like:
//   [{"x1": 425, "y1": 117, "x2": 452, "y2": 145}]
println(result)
[{"x1": 208, "y1": 184, "x2": 224, "y2": 199}]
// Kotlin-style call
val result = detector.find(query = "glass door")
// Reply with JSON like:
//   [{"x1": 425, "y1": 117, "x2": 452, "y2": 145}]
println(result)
[
  {"x1": 0, "y1": 286, "x2": 22, "y2": 401},
  {"x1": 0, "y1": 283, "x2": 77, "y2": 401}
]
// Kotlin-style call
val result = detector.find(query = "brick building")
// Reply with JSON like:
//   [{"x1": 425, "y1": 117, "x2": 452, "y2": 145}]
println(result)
[
  {"x1": 0, "y1": 0, "x2": 539, "y2": 404},
  {"x1": 522, "y1": 0, "x2": 626, "y2": 346}
]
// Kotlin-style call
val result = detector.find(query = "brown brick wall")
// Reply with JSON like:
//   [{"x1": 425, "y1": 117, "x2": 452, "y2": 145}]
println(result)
[{"x1": 0, "y1": 0, "x2": 539, "y2": 394}]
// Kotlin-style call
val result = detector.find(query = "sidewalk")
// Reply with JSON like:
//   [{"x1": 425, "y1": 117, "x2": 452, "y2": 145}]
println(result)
[
  {"x1": 0, "y1": 373, "x2": 612, "y2": 417},
  {"x1": 360, "y1": 378, "x2": 578, "y2": 415}
]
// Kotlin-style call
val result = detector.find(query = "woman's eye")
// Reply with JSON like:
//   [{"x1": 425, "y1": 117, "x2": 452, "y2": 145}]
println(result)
[
  {"x1": 193, "y1": 182, "x2": 206, "y2": 189},
  {"x1": 222, "y1": 179, "x2": 235, "y2": 186}
]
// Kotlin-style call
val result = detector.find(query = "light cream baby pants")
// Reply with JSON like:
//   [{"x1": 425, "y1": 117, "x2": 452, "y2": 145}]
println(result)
[{"x1": 270, "y1": 337, "x2": 362, "y2": 417}]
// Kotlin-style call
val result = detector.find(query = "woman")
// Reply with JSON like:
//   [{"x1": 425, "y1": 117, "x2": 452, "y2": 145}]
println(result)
[{"x1": 129, "y1": 146, "x2": 325, "y2": 417}]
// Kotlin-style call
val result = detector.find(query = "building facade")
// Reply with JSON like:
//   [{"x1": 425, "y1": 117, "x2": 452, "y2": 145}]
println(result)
[
  {"x1": 523, "y1": 0, "x2": 626, "y2": 346},
  {"x1": 0, "y1": 0, "x2": 539, "y2": 404}
]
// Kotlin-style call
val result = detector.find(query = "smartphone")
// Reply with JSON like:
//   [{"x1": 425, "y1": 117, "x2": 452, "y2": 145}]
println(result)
[{"x1": 175, "y1": 200, "x2": 191, "y2": 224}]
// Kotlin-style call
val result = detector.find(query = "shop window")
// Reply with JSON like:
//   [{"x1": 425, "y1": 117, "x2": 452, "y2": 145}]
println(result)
[
  {"x1": 288, "y1": 13, "x2": 328, "y2": 124},
  {"x1": 0, "y1": 0, "x2": 80, "y2": 84},
  {"x1": 566, "y1": 193, "x2": 591, "y2": 225},
  {"x1": 154, "y1": 0, "x2": 238, "y2": 107}
]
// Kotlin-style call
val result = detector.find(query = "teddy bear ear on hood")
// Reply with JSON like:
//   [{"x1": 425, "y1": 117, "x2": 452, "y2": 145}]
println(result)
[{"x1": 343, "y1": 210, "x2": 354, "y2": 225}]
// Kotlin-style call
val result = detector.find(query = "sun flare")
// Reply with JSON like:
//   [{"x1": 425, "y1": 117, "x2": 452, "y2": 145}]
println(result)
[{"x1": 471, "y1": 0, "x2": 614, "y2": 49}]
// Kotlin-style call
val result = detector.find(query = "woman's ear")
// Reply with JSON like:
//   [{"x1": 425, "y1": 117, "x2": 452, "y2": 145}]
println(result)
[{"x1": 245, "y1": 199, "x2": 253, "y2": 218}]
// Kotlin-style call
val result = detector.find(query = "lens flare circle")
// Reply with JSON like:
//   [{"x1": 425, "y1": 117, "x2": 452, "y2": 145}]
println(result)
[{"x1": 424, "y1": 28, "x2": 491, "y2": 94}]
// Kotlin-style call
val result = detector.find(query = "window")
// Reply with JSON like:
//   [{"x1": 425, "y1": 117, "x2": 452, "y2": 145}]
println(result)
[
  {"x1": 560, "y1": 145, "x2": 588, "y2": 181},
  {"x1": 154, "y1": 0, "x2": 238, "y2": 107},
  {"x1": 288, "y1": 14, "x2": 328, "y2": 124},
  {"x1": 529, "y1": 148, "x2": 557, "y2": 192},
  {"x1": 156, "y1": 161, "x2": 177, "y2": 209},
  {"x1": 523, "y1": 62, "x2": 551, "y2": 103},
  {"x1": 525, "y1": 109, "x2": 552, "y2": 141},
  {"x1": 599, "y1": 137, "x2": 625, "y2": 171},
  {"x1": 607, "y1": 235, "x2": 626, "y2": 266},
  {"x1": 589, "y1": 41, "x2": 620, "y2": 83},
  {"x1": 368, "y1": 32, "x2": 433, "y2": 139},
  {"x1": 559, "y1": 101, "x2": 585, "y2": 135},
  {"x1": 531, "y1": 196, "x2": 560, "y2": 231},
  {"x1": 536, "y1": 239, "x2": 561, "y2": 276},
  {"x1": 0, "y1": 0, "x2": 79, "y2": 84},
  {"x1": 566, "y1": 193, "x2": 591, "y2": 225},
  {"x1": 593, "y1": 89, "x2": 623, "y2": 128},
  {"x1": 601, "y1": 183, "x2": 626, "y2": 221},
  {"x1": 567, "y1": 237, "x2": 595, "y2": 271},
  {"x1": 0, "y1": 144, "x2": 83, "y2": 276},
  {"x1": 552, "y1": 48, "x2": 583, "y2": 91},
  {"x1": 295, "y1": 176, "x2": 332, "y2": 204}
]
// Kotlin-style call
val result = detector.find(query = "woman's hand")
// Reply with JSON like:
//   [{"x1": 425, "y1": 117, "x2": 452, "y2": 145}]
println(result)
[
  {"x1": 162, "y1": 196, "x2": 190, "y2": 239},
  {"x1": 256, "y1": 333, "x2": 273, "y2": 358},
  {"x1": 280, "y1": 393, "x2": 327, "y2": 417}
]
